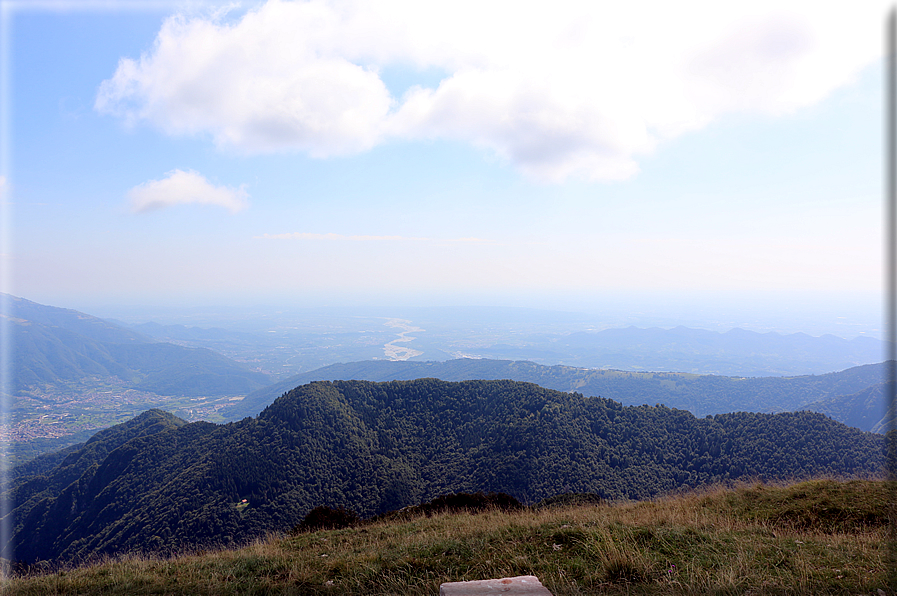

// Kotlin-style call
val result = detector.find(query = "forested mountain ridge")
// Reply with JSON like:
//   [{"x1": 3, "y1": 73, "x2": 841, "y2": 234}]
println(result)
[
  {"x1": 223, "y1": 358, "x2": 889, "y2": 430},
  {"x1": 7, "y1": 409, "x2": 188, "y2": 527},
  {"x1": 6, "y1": 379, "x2": 883, "y2": 565},
  {"x1": 6, "y1": 294, "x2": 273, "y2": 396}
]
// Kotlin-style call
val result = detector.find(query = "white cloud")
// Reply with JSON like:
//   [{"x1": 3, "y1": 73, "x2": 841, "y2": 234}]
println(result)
[
  {"x1": 96, "y1": 1, "x2": 393, "y2": 156},
  {"x1": 97, "y1": 0, "x2": 888, "y2": 181},
  {"x1": 128, "y1": 169, "x2": 249, "y2": 212}
]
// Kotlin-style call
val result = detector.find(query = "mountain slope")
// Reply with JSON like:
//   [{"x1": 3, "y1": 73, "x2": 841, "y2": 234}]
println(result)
[
  {"x1": 6, "y1": 409, "x2": 189, "y2": 534},
  {"x1": 223, "y1": 358, "x2": 889, "y2": 426},
  {"x1": 6, "y1": 294, "x2": 273, "y2": 396},
  {"x1": 10, "y1": 409, "x2": 188, "y2": 480},
  {"x1": 6, "y1": 294, "x2": 147, "y2": 345},
  {"x1": 801, "y1": 381, "x2": 892, "y2": 432},
  {"x1": 7, "y1": 379, "x2": 883, "y2": 565}
]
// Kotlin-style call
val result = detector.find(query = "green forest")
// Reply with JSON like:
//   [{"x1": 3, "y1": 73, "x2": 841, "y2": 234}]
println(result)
[{"x1": 5, "y1": 379, "x2": 884, "y2": 566}]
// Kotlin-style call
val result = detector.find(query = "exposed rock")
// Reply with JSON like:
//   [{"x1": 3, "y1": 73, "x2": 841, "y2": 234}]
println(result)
[{"x1": 439, "y1": 575, "x2": 553, "y2": 595}]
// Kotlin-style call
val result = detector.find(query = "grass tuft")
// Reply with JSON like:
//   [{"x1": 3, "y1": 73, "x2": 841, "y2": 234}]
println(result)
[{"x1": 602, "y1": 554, "x2": 649, "y2": 584}]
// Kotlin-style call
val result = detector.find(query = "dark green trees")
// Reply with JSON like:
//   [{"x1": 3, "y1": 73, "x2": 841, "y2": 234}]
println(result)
[{"x1": 6, "y1": 379, "x2": 885, "y2": 565}]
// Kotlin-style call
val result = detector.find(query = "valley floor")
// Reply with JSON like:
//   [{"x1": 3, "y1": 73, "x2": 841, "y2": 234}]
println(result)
[{"x1": 4, "y1": 478, "x2": 892, "y2": 595}]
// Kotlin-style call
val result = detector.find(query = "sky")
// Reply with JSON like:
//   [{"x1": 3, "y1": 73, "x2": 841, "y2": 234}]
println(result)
[{"x1": 0, "y1": 0, "x2": 890, "y2": 336}]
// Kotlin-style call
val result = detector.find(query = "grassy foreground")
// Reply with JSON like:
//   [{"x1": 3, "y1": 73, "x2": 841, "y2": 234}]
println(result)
[{"x1": 4, "y1": 478, "x2": 893, "y2": 595}]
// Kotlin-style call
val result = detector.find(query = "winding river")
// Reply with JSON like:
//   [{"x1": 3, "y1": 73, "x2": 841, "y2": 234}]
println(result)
[{"x1": 382, "y1": 319, "x2": 424, "y2": 360}]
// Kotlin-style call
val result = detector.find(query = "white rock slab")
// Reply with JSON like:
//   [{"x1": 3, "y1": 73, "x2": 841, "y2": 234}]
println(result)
[{"x1": 439, "y1": 575, "x2": 553, "y2": 595}]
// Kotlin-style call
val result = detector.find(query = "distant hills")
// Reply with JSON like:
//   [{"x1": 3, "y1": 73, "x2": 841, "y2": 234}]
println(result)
[
  {"x1": 222, "y1": 358, "x2": 891, "y2": 431},
  {"x1": 8, "y1": 293, "x2": 887, "y2": 402},
  {"x1": 801, "y1": 381, "x2": 895, "y2": 433},
  {"x1": 6, "y1": 294, "x2": 273, "y2": 396},
  {"x1": 5, "y1": 379, "x2": 883, "y2": 565},
  {"x1": 7, "y1": 292, "x2": 892, "y2": 463},
  {"x1": 125, "y1": 312, "x2": 887, "y2": 378},
  {"x1": 537, "y1": 325, "x2": 884, "y2": 376}
]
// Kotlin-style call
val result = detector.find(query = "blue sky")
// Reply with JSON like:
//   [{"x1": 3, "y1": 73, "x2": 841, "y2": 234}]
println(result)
[{"x1": 0, "y1": 0, "x2": 888, "y2": 336}]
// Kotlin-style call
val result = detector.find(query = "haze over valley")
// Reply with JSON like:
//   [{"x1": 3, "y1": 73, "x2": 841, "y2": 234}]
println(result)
[{"x1": 3, "y1": 294, "x2": 891, "y2": 468}]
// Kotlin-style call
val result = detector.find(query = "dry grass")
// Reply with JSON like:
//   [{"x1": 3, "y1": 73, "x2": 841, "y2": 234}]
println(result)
[{"x1": 3, "y1": 478, "x2": 892, "y2": 595}]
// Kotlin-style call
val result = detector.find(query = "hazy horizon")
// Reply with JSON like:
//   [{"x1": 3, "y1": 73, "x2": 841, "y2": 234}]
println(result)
[
  {"x1": 1, "y1": 1, "x2": 889, "y2": 342},
  {"x1": 13, "y1": 290, "x2": 878, "y2": 341}
]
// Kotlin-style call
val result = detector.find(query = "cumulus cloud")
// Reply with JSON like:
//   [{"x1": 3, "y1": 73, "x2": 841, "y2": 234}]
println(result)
[
  {"x1": 97, "y1": 0, "x2": 887, "y2": 182},
  {"x1": 128, "y1": 169, "x2": 249, "y2": 213},
  {"x1": 96, "y1": 1, "x2": 393, "y2": 156}
]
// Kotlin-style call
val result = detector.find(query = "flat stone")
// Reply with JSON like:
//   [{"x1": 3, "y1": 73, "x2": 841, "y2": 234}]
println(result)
[{"x1": 439, "y1": 575, "x2": 553, "y2": 595}]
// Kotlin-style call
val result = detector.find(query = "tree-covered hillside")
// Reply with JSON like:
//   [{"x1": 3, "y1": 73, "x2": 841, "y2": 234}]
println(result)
[
  {"x1": 8, "y1": 409, "x2": 188, "y2": 516},
  {"x1": 6, "y1": 379, "x2": 883, "y2": 566}
]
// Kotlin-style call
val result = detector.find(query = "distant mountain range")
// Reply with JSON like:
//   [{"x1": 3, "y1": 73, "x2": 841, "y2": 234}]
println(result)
[
  {"x1": 5, "y1": 379, "x2": 883, "y2": 565},
  {"x1": 6, "y1": 294, "x2": 273, "y2": 396},
  {"x1": 222, "y1": 358, "x2": 891, "y2": 432},
  {"x1": 6, "y1": 294, "x2": 892, "y2": 445},
  {"x1": 125, "y1": 313, "x2": 887, "y2": 378},
  {"x1": 537, "y1": 325, "x2": 884, "y2": 376}
]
